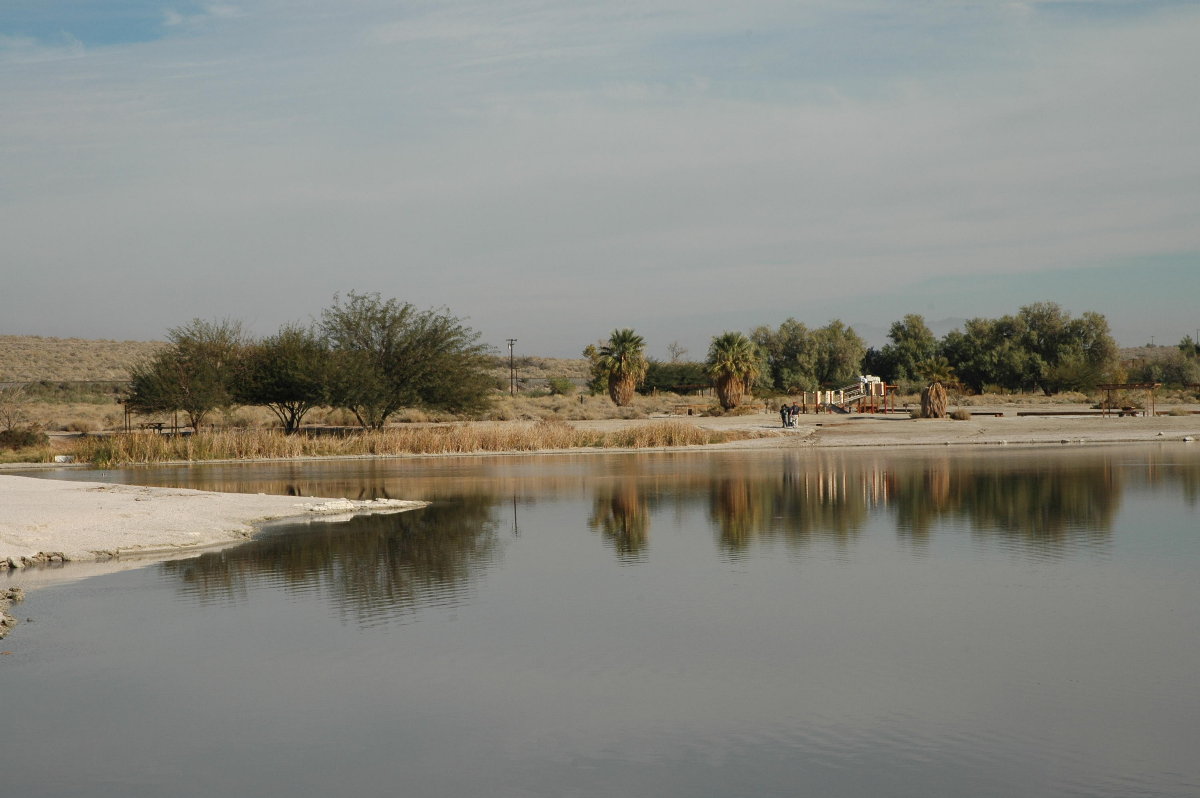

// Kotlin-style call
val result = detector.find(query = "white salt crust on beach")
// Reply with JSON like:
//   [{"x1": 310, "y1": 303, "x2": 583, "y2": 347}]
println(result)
[{"x1": 0, "y1": 474, "x2": 426, "y2": 565}]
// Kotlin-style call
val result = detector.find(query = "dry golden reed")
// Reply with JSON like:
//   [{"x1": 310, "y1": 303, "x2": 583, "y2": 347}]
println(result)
[{"x1": 72, "y1": 421, "x2": 766, "y2": 466}]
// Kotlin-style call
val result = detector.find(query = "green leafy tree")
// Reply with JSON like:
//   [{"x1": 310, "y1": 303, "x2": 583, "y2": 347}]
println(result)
[
  {"x1": 706, "y1": 331, "x2": 762, "y2": 410},
  {"x1": 235, "y1": 324, "x2": 331, "y2": 433},
  {"x1": 751, "y1": 318, "x2": 818, "y2": 392},
  {"x1": 320, "y1": 292, "x2": 492, "y2": 428},
  {"x1": 940, "y1": 316, "x2": 1034, "y2": 394},
  {"x1": 126, "y1": 319, "x2": 246, "y2": 430},
  {"x1": 1036, "y1": 310, "x2": 1118, "y2": 393},
  {"x1": 811, "y1": 320, "x2": 867, "y2": 387},
  {"x1": 1128, "y1": 349, "x2": 1200, "y2": 386},
  {"x1": 941, "y1": 305, "x2": 1118, "y2": 394},
  {"x1": 752, "y1": 319, "x2": 865, "y2": 390},
  {"x1": 870, "y1": 314, "x2": 938, "y2": 384},
  {"x1": 582, "y1": 344, "x2": 609, "y2": 395},
  {"x1": 591, "y1": 329, "x2": 649, "y2": 406}
]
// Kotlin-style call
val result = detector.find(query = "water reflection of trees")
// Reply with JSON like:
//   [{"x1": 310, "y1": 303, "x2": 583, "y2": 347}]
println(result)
[
  {"x1": 701, "y1": 450, "x2": 1197, "y2": 555},
  {"x1": 709, "y1": 460, "x2": 871, "y2": 553},
  {"x1": 588, "y1": 480, "x2": 651, "y2": 560},
  {"x1": 163, "y1": 495, "x2": 499, "y2": 625},
  {"x1": 137, "y1": 447, "x2": 1200, "y2": 570},
  {"x1": 888, "y1": 458, "x2": 1120, "y2": 549}
]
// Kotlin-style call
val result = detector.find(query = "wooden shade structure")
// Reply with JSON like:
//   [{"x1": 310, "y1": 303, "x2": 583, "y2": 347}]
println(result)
[{"x1": 1096, "y1": 383, "x2": 1162, "y2": 417}]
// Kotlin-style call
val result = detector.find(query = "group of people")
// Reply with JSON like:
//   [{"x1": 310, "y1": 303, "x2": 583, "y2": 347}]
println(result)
[{"x1": 779, "y1": 401, "x2": 803, "y2": 428}]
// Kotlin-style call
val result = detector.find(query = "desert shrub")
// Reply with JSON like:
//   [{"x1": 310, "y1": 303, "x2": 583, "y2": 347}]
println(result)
[
  {"x1": 1051, "y1": 391, "x2": 1090, "y2": 404},
  {"x1": 221, "y1": 411, "x2": 256, "y2": 429},
  {"x1": 641, "y1": 361, "x2": 707, "y2": 394},
  {"x1": 64, "y1": 419, "x2": 98, "y2": 433},
  {"x1": 19, "y1": 380, "x2": 126, "y2": 404},
  {"x1": 499, "y1": 405, "x2": 524, "y2": 421},
  {"x1": 391, "y1": 408, "x2": 432, "y2": 423},
  {"x1": 310, "y1": 407, "x2": 358, "y2": 427},
  {"x1": 701, "y1": 405, "x2": 755, "y2": 417},
  {"x1": 0, "y1": 426, "x2": 49, "y2": 450},
  {"x1": 950, "y1": 409, "x2": 972, "y2": 421},
  {"x1": 547, "y1": 376, "x2": 576, "y2": 396}
]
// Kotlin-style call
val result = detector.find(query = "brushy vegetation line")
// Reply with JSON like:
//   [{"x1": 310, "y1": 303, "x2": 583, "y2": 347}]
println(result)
[{"x1": 71, "y1": 421, "x2": 769, "y2": 466}]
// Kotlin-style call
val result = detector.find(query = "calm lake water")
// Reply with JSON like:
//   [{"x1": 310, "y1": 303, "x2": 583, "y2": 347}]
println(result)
[{"x1": 4, "y1": 445, "x2": 1200, "y2": 797}]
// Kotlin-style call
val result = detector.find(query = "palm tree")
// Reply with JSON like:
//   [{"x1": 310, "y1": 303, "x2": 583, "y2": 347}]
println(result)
[
  {"x1": 915, "y1": 356, "x2": 956, "y2": 385},
  {"x1": 706, "y1": 332, "x2": 761, "y2": 410},
  {"x1": 916, "y1": 356, "x2": 954, "y2": 418},
  {"x1": 597, "y1": 329, "x2": 649, "y2": 406}
]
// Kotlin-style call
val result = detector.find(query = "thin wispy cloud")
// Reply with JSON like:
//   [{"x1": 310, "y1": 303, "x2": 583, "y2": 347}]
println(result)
[
  {"x1": 165, "y1": 5, "x2": 246, "y2": 28},
  {"x1": 0, "y1": 32, "x2": 84, "y2": 63}
]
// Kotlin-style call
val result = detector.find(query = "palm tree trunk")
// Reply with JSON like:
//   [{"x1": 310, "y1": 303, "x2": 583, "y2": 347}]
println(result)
[
  {"x1": 715, "y1": 375, "x2": 743, "y2": 410},
  {"x1": 921, "y1": 381, "x2": 948, "y2": 418},
  {"x1": 609, "y1": 375, "x2": 636, "y2": 407}
]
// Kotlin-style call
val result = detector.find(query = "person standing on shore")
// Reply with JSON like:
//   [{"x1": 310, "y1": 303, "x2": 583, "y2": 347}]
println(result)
[{"x1": 780, "y1": 403, "x2": 790, "y2": 428}]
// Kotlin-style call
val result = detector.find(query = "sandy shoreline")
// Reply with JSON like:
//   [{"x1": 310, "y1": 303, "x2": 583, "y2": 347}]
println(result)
[
  {"x1": 0, "y1": 475, "x2": 426, "y2": 567},
  {"x1": 0, "y1": 477, "x2": 428, "y2": 635}
]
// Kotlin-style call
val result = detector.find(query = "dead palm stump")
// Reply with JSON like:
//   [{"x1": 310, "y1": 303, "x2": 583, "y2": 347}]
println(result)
[{"x1": 921, "y1": 381, "x2": 948, "y2": 418}]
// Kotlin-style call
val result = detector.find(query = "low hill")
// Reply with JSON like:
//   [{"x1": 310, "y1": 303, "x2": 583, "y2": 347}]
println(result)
[
  {"x1": 0, "y1": 334, "x2": 1179, "y2": 387},
  {"x1": 0, "y1": 336, "x2": 592, "y2": 386},
  {"x1": 0, "y1": 336, "x2": 163, "y2": 382}
]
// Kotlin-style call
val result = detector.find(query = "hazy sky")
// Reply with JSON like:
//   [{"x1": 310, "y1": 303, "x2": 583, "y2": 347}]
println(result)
[{"x1": 3, "y1": 1, "x2": 1198, "y2": 357}]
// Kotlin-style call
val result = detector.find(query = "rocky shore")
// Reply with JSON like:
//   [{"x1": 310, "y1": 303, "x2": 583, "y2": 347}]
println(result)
[{"x1": 1, "y1": 586, "x2": 24, "y2": 639}]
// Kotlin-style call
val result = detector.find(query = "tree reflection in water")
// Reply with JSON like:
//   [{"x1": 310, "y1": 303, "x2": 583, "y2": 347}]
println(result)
[
  {"x1": 149, "y1": 447, "x2": 1200, "y2": 593},
  {"x1": 705, "y1": 449, "x2": 1200, "y2": 556},
  {"x1": 588, "y1": 479, "x2": 651, "y2": 560},
  {"x1": 889, "y1": 457, "x2": 1120, "y2": 550},
  {"x1": 163, "y1": 495, "x2": 499, "y2": 625},
  {"x1": 709, "y1": 456, "x2": 872, "y2": 554}
]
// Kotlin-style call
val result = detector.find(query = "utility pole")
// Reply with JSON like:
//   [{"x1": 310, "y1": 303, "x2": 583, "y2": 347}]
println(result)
[{"x1": 507, "y1": 338, "x2": 517, "y2": 396}]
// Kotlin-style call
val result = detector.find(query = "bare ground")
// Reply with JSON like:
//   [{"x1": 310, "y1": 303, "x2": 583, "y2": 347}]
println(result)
[{"x1": 558, "y1": 403, "x2": 1200, "y2": 451}]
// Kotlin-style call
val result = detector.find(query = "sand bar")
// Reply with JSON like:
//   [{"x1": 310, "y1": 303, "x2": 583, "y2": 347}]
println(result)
[{"x1": 0, "y1": 474, "x2": 426, "y2": 566}]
